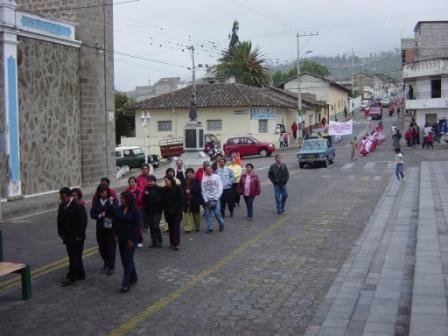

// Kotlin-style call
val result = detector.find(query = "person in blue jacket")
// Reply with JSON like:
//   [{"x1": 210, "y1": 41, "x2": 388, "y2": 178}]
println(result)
[
  {"x1": 109, "y1": 191, "x2": 141, "y2": 293},
  {"x1": 90, "y1": 184, "x2": 116, "y2": 275}
]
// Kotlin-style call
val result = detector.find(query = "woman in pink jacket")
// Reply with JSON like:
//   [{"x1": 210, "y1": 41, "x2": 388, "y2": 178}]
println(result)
[{"x1": 238, "y1": 163, "x2": 261, "y2": 221}]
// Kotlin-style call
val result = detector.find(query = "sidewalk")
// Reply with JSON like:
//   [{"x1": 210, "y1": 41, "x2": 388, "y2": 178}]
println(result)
[
  {"x1": 0, "y1": 164, "x2": 169, "y2": 221},
  {"x1": 304, "y1": 161, "x2": 448, "y2": 336}
]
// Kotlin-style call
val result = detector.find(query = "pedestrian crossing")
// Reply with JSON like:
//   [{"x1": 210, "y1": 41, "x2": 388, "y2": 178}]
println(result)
[
  {"x1": 340, "y1": 161, "x2": 395, "y2": 173},
  {"x1": 407, "y1": 147, "x2": 448, "y2": 160}
]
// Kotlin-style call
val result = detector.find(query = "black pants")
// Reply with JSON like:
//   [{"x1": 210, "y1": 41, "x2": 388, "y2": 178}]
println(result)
[
  {"x1": 96, "y1": 229, "x2": 116, "y2": 270},
  {"x1": 65, "y1": 240, "x2": 85, "y2": 280},
  {"x1": 167, "y1": 220, "x2": 180, "y2": 247},
  {"x1": 145, "y1": 213, "x2": 163, "y2": 246},
  {"x1": 232, "y1": 183, "x2": 241, "y2": 206},
  {"x1": 220, "y1": 188, "x2": 234, "y2": 217},
  {"x1": 118, "y1": 240, "x2": 137, "y2": 288},
  {"x1": 243, "y1": 196, "x2": 255, "y2": 218}
]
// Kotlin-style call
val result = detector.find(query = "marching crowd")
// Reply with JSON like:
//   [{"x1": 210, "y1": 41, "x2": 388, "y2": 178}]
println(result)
[{"x1": 57, "y1": 154, "x2": 289, "y2": 293}]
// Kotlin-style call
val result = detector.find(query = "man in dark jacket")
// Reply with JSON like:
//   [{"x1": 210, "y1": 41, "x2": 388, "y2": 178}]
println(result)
[
  {"x1": 268, "y1": 154, "x2": 289, "y2": 214},
  {"x1": 57, "y1": 187, "x2": 88, "y2": 286},
  {"x1": 142, "y1": 175, "x2": 164, "y2": 248}
]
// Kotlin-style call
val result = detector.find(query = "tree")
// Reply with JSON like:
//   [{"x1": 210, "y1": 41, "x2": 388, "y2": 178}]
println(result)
[
  {"x1": 272, "y1": 60, "x2": 331, "y2": 87},
  {"x1": 212, "y1": 22, "x2": 271, "y2": 87},
  {"x1": 214, "y1": 41, "x2": 271, "y2": 87},
  {"x1": 115, "y1": 92, "x2": 136, "y2": 145},
  {"x1": 299, "y1": 59, "x2": 331, "y2": 78}
]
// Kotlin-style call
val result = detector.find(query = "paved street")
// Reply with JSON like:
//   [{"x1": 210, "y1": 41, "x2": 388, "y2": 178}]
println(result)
[{"x1": 1, "y1": 113, "x2": 447, "y2": 336}]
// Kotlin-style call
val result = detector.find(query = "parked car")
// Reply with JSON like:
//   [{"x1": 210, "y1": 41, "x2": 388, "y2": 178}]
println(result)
[
  {"x1": 297, "y1": 138, "x2": 335, "y2": 168},
  {"x1": 115, "y1": 146, "x2": 160, "y2": 168},
  {"x1": 361, "y1": 99, "x2": 370, "y2": 109},
  {"x1": 368, "y1": 106, "x2": 382, "y2": 120},
  {"x1": 381, "y1": 97, "x2": 391, "y2": 107},
  {"x1": 223, "y1": 136, "x2": 275, "y2": 158}
]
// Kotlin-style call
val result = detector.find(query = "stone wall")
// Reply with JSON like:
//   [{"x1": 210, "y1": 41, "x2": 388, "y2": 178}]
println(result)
[
  {"x1": 17, "y1": 0, "x2": 116, "y2": 186},
  {"x1": 17, "y1": 36, "x2": 81, "y2": 195},
  {"x1": 417, "y1": 22, "x2": 448, "y2": 60}
]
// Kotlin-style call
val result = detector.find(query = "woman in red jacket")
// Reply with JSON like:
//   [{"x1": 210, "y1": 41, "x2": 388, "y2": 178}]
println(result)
[{"x1": 238, "y1": 163, "x2": 261, "y2": 221}]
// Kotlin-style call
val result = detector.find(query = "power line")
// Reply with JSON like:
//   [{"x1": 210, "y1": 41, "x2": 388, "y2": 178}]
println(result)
[{"x1": 37, "y1": 0, "x2": 140, "y2": 12}]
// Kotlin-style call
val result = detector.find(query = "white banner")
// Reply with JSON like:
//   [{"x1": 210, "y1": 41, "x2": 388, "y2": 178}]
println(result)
[{"x1": 328, "y1": 119, "x2": 353, "y2": 136}]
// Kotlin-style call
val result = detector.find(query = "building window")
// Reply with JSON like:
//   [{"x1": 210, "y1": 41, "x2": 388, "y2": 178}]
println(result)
[
  {"x1": 207, "y1": 119, "x2": 222, "y2": 131},
  {"x1": 258, "y1": 119, "x2": 268, "y2": 133},
  {"x1": 431, "y1": 78, "x2": 441, "y2": 98},
  {"x1": 157, "y1": 120, "x2": 172, "y2": 132}
]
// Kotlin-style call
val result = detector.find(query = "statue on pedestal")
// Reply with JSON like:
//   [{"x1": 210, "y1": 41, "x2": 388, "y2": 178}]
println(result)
[{"x1": 189, "y1": 94, "x2": 197, "y2": 121}]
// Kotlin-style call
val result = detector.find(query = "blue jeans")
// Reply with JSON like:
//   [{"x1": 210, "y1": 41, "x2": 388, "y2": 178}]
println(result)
[
  {"x1": 395, "y1": 163, "x2": 404, "y2": 180},
  {"x1": 273, "y1": 185, "x2": 288, "y2": 213},
  {"x1": 205, "y1": 200, "x2": 224, "y2": 230},
  {"x1": 243, "y1": 196, "x2": 255, "y2": 218}
]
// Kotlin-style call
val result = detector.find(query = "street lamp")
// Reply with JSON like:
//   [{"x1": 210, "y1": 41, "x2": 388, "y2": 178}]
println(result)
[{"x1": 140, "y1": 111, "x2": 151, "y2": 164}]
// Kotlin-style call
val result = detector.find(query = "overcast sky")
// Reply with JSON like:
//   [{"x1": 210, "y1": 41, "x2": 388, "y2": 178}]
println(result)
[{"x1": 113, "y1": 0, "x2": 448, "y2": 91}]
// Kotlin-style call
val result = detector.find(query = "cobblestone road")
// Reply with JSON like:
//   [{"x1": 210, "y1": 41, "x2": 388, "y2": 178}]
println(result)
[{"x1": 1, "y1": 114, "x2": 436, "y2": 336}]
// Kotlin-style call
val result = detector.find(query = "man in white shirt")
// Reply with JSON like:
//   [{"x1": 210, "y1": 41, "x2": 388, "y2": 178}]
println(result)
[{"x1": 201, "y1": 164, "x2": 224, "y2": 233}]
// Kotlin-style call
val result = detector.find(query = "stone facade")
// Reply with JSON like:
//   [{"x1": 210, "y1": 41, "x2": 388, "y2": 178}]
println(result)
[
  {"x1": 416, "y1": 22, "x2": 448, "y2": 61},
  {"x1": 16, "y1": 0, "x2": 116, "y2": 187},
  {"x1": 17, "y1": 36, "x2": 81, "y2": 195}
]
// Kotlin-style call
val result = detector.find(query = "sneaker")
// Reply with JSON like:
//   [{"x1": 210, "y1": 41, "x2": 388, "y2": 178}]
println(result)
[
  {"x1": 172, "y1": 246, "x2": 179, "y2": 251},
  {"x1": 137, "y1": 243, "x2": 143, "y2": 248},
  {"x1": 119, "y1": 286, "x2": 130, "y2": 294},
  {"x1": 219, "y1": 225, "x2": 224, "y2": 232},
  {"x1": 206, "y1": 229, "x2": 213, "y2": 233}
]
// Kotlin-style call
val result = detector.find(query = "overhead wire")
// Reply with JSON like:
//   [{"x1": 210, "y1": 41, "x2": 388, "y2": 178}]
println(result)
[{"x1": 37, "y1": 0, "x2": 141, "y2": 12}]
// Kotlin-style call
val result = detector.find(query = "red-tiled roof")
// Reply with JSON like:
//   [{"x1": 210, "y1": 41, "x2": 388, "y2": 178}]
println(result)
[{"x1": 135, "y1": 83, "x2": 322, "y2": 110}]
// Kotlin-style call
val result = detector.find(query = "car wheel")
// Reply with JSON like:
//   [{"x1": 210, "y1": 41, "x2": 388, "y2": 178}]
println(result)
[
  {"x1": 329, "y1": 156, "x2": 334, "y2": 164},
  {"x1": 299, "y1": 162, "x2": 304, "y2": 169},
  {"x1": 323, "y1": 158, "x2": 329, "y2": 168},
  {"x1": 259, "y1": 148, "x2": 268, "y2": 157}
]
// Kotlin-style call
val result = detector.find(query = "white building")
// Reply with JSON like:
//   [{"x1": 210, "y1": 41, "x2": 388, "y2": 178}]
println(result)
[
  {"x1": 403, "y1": 58, "x2": 448, "y2": 127},
  {"x1": 402, "y1": 21, "x2": 448, "y2": 128},
  {"x1": 283, "y1": 73, "x2": 350, "y2": 121}
]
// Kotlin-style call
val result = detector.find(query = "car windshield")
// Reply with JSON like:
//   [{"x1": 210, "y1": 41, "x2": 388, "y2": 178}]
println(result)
[
  {"x1": 302, "y1": 140, "x2": 327, "y2": 149},
  {"x1": 133, "y1": 148, "x2": 143, "y2": 155},
  {"x1": 248, "y1": 137, "x2": 259, "y2": 144}
]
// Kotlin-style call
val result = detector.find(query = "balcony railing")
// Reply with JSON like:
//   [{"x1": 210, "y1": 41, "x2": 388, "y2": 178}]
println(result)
[{"x1": 407, "y1": 90, "x2": 448, "y2": 100}]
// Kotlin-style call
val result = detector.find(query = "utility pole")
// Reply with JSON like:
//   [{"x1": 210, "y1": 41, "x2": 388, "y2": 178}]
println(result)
[
  {"x1": 296, "y1": 32, "x2": 318, "y2": 139},
  {"x1": 351, "y1": 50, "x2": 355, "y2": 98},
  {"x1": 187, "y1": 45, "x2": 197, "y2": 103}
]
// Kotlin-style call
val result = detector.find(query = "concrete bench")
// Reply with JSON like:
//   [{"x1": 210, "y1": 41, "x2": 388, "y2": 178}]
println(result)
[{"x1": 0, "y1": 230, "x2": 32, "y2": 300}]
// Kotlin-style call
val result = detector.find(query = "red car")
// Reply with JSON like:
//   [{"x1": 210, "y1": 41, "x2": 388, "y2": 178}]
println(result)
[{"x1": 223, "y1": 136, "x2": 275, "y2": 158}]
